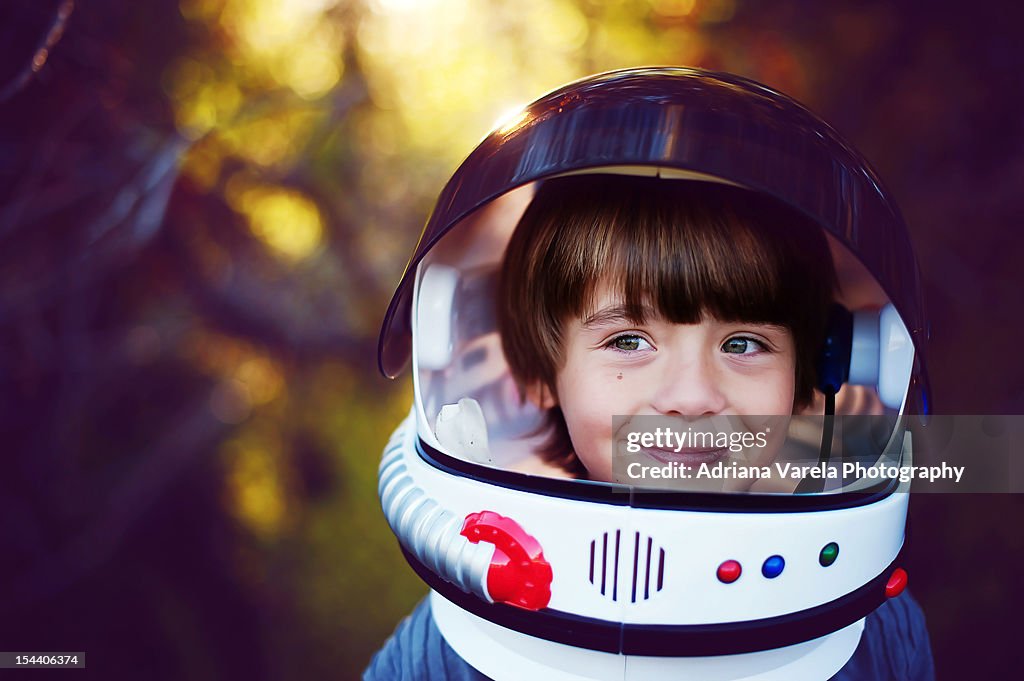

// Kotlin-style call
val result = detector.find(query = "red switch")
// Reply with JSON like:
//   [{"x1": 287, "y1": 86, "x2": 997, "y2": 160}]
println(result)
[{"x1": 462, "y1": 511, "x2": 553, "y2": 611}]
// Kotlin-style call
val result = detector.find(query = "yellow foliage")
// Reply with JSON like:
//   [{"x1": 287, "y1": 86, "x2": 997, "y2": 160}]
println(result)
[
  {"x1": 218, "y1": 0, "x2": 344, "y2": 98},
  {"x1": 223, "y1": 436, "x2": 288, "y2": 539},
  {"x1": 236, "y1": 356, "x2": 285, "y2": 405},
  {"x1": 229, "y1": 183, "x2": 324, "y2": 261}
]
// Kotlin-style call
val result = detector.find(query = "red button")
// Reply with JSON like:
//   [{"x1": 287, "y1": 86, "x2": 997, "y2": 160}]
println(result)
[
  {"x1": 717, "y1": 560, "x2": 742, "y2": 584},
  {"x1": 885, "y1": 568, "x2": 908, "y2": 598}
]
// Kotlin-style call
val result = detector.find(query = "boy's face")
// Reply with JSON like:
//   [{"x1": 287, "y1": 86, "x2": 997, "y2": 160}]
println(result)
[{"x1": 551, "y1": 284, "x2": 796, "y2": 484}]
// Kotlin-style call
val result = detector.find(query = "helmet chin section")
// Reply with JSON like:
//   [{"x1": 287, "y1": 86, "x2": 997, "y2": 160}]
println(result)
[
  {"x1": 432, "y1": 591, "x2": 865, "y2": 681},
  {"x1": 380, "y1": 412, "x2": 908, "y2": 679}
]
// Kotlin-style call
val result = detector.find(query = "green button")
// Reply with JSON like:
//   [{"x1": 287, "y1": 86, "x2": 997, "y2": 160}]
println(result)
[{"x1": 819, "y1": 542, "x2": 839, "y2": 567}]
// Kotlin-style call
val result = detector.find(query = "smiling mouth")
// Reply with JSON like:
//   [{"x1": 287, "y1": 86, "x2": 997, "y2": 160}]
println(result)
[{"x1": 641, "y1": 447, "x2": 729, "y2": 466}]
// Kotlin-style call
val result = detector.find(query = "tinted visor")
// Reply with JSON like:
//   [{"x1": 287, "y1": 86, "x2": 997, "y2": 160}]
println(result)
[{"x1": 411, "y1": 172, "x2": 916, "y2": 496}]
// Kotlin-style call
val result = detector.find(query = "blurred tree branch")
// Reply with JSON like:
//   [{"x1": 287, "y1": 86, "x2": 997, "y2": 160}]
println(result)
[
  {"x1": 0, "y1": 0, "x2": 75, "y2": 102},
  {"x1": 0, "y1": 0, "x2": 388, "y2": 621}
]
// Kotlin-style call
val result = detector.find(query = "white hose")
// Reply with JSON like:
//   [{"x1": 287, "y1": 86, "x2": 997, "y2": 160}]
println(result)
[{"x1": 378, "y1": 418, "x2": 495, "y2": 601}]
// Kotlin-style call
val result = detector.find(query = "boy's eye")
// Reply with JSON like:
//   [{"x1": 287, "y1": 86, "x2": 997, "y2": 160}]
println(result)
[
  {"x1": 607, "y1": 334, "x2": 651, "y2": 353},
  {"x1": 721, "y1": 337, "x2": 765, "y2": 355}
]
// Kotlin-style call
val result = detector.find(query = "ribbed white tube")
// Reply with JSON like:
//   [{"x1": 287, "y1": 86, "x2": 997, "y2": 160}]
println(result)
[{"x1": 378, "y1": 421, "x2": 495, "y2": 601}]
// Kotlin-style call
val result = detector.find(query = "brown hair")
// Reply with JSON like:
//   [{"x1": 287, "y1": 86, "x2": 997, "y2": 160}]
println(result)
[{"x1": 497, "y1": 174, "x2": 837, "y2": 475}]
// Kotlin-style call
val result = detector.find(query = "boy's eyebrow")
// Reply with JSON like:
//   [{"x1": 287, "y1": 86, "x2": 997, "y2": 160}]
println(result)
[{"x1": 581, "y1": 305, "x2": 652, "y2": 328}]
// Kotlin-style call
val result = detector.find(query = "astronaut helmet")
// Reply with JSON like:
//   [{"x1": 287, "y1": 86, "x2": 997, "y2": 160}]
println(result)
[{"x1": 377, "y1": 67, "x2": 929, "y2": 681}]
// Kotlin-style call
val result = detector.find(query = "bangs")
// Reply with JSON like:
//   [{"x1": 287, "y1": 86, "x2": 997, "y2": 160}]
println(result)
[
  {"x1": 547, "y1": 176, "x2": 830, "y2": 331},
  {"x1": 581, "y1": 202, "x2": 788, "y2": 327}
]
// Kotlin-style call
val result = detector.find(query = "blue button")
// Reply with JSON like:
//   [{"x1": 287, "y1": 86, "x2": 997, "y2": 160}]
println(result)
[{"x1": 762, "y1": 555, "x2": 785, "y2": 579}]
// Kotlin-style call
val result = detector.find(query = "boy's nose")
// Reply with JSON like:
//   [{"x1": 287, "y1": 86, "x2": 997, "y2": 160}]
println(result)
[{"x1": 650, "y1": 356, "x2": 727, "y2": 417}]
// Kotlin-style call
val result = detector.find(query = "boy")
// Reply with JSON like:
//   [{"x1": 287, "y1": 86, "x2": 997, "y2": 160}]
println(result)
[{"x1": 367, "y1": 172, "x2": 935, "y2": 679}]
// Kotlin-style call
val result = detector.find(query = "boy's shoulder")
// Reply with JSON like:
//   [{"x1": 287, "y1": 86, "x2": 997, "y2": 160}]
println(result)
[
  {"x1": 365, "y1": 593, "x2": 934, "y2": 681},
  {"x1": 363, "y1": 598, "x2": 489, "y2": 681},
  {"x1": 832, "y1": 591, "x2": 936, "y2": 681}
]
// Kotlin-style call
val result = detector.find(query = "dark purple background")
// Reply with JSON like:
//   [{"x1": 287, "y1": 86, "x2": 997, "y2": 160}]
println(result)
[{"x1": 0, "y1": 1, "x2": 1021, "y2": 678}]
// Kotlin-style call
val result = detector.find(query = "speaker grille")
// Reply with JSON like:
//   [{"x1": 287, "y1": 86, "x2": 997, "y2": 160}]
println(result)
[{"x1": 589, "y1": 531, "x2": 665, "y2": 602}]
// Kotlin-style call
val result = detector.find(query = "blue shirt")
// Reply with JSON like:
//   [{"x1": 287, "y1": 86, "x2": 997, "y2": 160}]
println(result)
[{"x1": 364, "y1": 593, "x2": 935, "y2": 681}]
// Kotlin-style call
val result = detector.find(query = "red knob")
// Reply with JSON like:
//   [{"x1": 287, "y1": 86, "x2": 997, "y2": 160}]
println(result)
[
  {"x1": 885, "y1": 568, "x2": 908, "y2": 598},
  {"x1": 461, "y1": 511, "x2": 553, "y2": 610}
]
